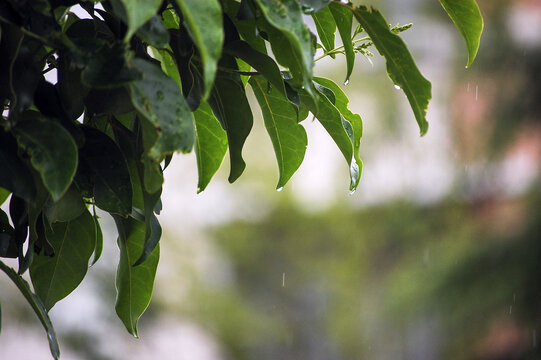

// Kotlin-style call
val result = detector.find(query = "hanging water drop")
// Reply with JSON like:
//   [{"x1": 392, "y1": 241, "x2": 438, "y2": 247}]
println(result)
[
  {"x1": 394, "y1": 85, "x2": 401, "y2": 90},
  {"x1": 344, "y1": 79, "x2": 350, "y2": 86},
  {"x1": 349, "y1": 188, "x2": 356, "y2": 195},
  {"x1": 276, "y1": 187, "x2": 284, "y2": 192}
]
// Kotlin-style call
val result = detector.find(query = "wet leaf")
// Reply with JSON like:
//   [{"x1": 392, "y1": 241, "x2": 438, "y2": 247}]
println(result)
[
  {"x1": 329, "y1": 3, "x2": 354, "y2": 84},
  {"x1": 44, "y1": 185, "x2": 86, "y2": 224},
  {"x1": 439, "y1": 0, "x2": 483, "y2": 67},
  {"x1": 312, "y1": 6, "x2": 336, "y2": 55},
  {"x1": 118, "y1": 0, "x2": 162, "y2": 41},
  {"x1": 30, "y1": 210, "x2": 96, "y2": 310}
]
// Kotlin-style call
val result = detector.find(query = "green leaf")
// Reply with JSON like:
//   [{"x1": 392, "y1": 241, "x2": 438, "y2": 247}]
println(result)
[
  {"x1": 13, "y1": 113, "x2": 78, "y2": 201},
  {"x1": 0, "y1": 131, "x2": 36, "y2": 203},
  {"x1": 299, "y1": 0, "x2": 332, "y2": 14},
  {"x1": 352, "y1": 6, "x2": 431, "y2": 136},
  {"x1": 193, "y1": 100, "x2": 228, "y2": 193},
  {"x1": 136, "y1": 15, "x2": 170, "y2": 48},
  {"x1": 0, "y1": 208, "x2": 17, "y2": 258},
  {"x1": 0, "y1": 188, "x2": 9, "y2": 206},
  {"x1": 113, "y1": 216, "x2": 159, "y2": 337},
  {"x1": 81, "y1": 126, "x2": 133, "y2": 216},
  {"x1": 174, "y1": 0, "x2": 224, "y2": 99},
  {"x1": 91, "y1": 208, "x2": 103, "y2": 266},
  {"x1": 207, "y1": 62, "x2": 254, "y2": 183},
  {"x1": 44, "y1": 185, "x2": 86, "y2": 224},
  {"x1": 129, "y1": 58, "x2": 195, "y2": 162},
  {"x1": 300, "y1": 84, "x2": 360, "y2": 191},
  {"x1": 329, "y1": 3, "x2": 354, "y2": 84},
  {"x1": 312, "y1": 6, "x2": 336, "y2": 54},
  {"x1": 250, "y1": 77, "x2": 307, "y2": 189},
  {"x1": 30, "y1": 210, "x2": 96, "y2": 310},
  {"x1": 439, "y1": 0, "x2": 483, "y2": 67},
  {"x1": 118, "y1": 0, "x2": 162, "y2": 41},
  {"x1": 0, "y1": 260, "x2": 60, "y2": 360},
  {"x1": 314, "y1": 77, "x2": 363, "y2": 189},
  {"x1": 253, "y1": 0, "x2": 318, "y2": 104},
  {"x1": 133, "y1": 208, "x2": 161, "y2": 266}
]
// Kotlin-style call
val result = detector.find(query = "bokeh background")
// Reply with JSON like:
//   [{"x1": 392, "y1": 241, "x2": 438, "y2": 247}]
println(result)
[{"x1": 2, "y1": 0, "x2": 541, "y2": 359}]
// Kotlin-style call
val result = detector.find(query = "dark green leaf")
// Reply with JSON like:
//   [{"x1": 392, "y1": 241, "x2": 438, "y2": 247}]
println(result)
[
  {"x1": 207, "y1": 59, "x2": 254, "y2": 183},
  {"x1": 0, "y1": 130, "x2": 36, "y2": 203},
  {"x1": 312, "y1": 6, "x2": 336, "y2": 54},
  {"x1": 174, "y1": 0, "x2": 224, "y2": 99},
  {"x1": 439, "y1": 0, "x2": 483, "y2": 67},
  {"x1": 113, "y1": 216, "x2": 159, "y2": 337},
  {"x1": 193, "y1": 101, "x2": 228, "y2": 193},
  {"x1": 129, "y1": 58, "x2": 195, "y2": 162},
  {"x1": 81, "y1": 126, "x2": 133, "y2": 216},
  {"x1": 300, "y1": 84, "x2": 360, "y2": 191},
  {"x1": 136, "y1": 15, "x2": 170, "y2": 48},
  {"x1": 314, "y1": 77, "x2": 363, "y2": 190},
  {"x1": 254, "y1": 0, "x2": 318, "y2": 105},
  {"x1": 0, "y1": 260, "x2": 60, "y2": 360},
  {"x1": 0, "y1": 208, "x2": 17, "y2": 258},
  {"x1": 91, "y1": 208, "x2": 103, "y2": 266},
  {"x1": 44, "y1": 185, "x2": 86, "y2": 224},
  {"x1": 133, "y1": 209, "x2": 161, "y2": 266},
  {"x1": 222, "y1": 0, "x2": 267, "y2": 53},
  {"x1": 30, "y1": 210, "x2": 96, "y2": 310},
  {"x1": 353, "y1": 6, "x2": 431, "y2": 135},
  {"x1": 329, "y1": 3, "x2": 354, "y2": 84},
  {"x1": 0, "y1": 188, "x2": 9, "y2": 206},
  {"x1": 13, "y1": 113, "x2": 78, "y2": 201},
  {"x1": 250, "y1": 77, "x2": 307, "y2": 189},
  {"x1": 118, "y1": 0, "x2": 162, "y2": 41}
]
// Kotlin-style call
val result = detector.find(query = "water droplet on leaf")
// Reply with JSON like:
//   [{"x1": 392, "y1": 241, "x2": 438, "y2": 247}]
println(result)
[
  {"x1": 276, "y1": 187, "x2": 284, "y2": 192},
  {"x1": 394, "y1": 85, "x2": 401, "y2": 90},
  {"x1": 344, "y1": 79, "x2": 350, "y2": 86},
  {"x1": 349, "y1": 188, "x2": 356, "y2": 195}
]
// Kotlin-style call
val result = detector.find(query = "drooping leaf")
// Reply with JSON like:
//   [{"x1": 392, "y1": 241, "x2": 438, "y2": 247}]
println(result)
[
  {"x1": 30, "y1": 210, "x2": 96, "y2": 310},
  {"x1": 129, "y1": 58, "x2": 195, "y2": 162},
  {"x1": 0, "y1": 260, "x2": 60, "y2": 359},
  {"x1": 300, "y1": 84, "x2": 360, "y2": 191},
  {"x1": 253, "y1": 0, "x2": 318, "y2": 105},
  {"x1": 439, "y1": 0, "x2": 483, "y2": 67},
  {"x1": 299, "y1": 0, "x2": 332, "y2": 14},
  {"x1": 0, "y1": 130, "x2": 36, "y2": 203},
  {"x1": 13, "y1": 112, "x2": 78, "y2": 201},
  {"x1": 250, "y1": 77, "x2": 307, "y2": 189},
  {"x1": 113, "y1": 215, "x2": 159, "y2": 337},
  {"x1": 314, "y1": 77, "x2": 363, "y2": 188},
  {"x1": 193, "y1": 100, "x2": 228, "y2": 193},
  {"x1": 80, "y1": 126, "x2": 133, "y2": 216},
  {"x1": 312, "y1": 6, "x2": 336, "y2": 55},
  {"x1": 207, "y1": 58, "x2": 254, "y2": 183},
  {"x1": 174, "y1": 0, "x2": 224, "y2": 99},
  {"x1": 352, "y1": 6, "x2": 431, "y2": 135},
  {"x1": 91, "y1": 208, "x2": 103, "y2": 266},
  {"x1": 133, "y1": 207, "x2": 161, "y2": 266},
  {"x1": 329, "y1": 2, "x2": 354, "y2": 84},
  {"x1": 118, "y1": 0, "x2": 162, "y2": 41},
  {"x1": 44, "y1": 185, "x2": 86, "y2": 224}
]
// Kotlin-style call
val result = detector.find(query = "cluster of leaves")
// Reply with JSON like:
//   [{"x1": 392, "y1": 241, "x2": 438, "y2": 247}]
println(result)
[{"x1": 0, "y1": 0, "x2": 483, "y2": 358}]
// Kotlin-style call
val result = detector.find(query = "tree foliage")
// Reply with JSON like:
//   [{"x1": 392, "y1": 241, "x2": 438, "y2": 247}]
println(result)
[{"x1": 0, "y1": 0, "x2": 483, "y2": 357}]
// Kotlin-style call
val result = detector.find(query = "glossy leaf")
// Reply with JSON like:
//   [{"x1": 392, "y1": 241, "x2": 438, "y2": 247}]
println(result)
[
  {"x1": 300, "y1": 85, "x2": 360, "y2": 191},
  {"x1": 312, "y1": 6, "x2": 336, "y2": 54},
  {"x1": 30, "y1": 210, "x2": 96, "y2": 310},
  {"x1": 207, "y1": 60, "x2": 254, "y2": 183},
  {"x1": 329, "y1": 3, "x2": 354, "y2": 84},
  {"x1": 254, "y1": 0, "x2": 318, "y2": 104},
  {"x1": 81, "y1": 126, "x2": 133, "y2": 216},
  {"x1": 193, "y1": 101, "x2": 228, "y2": 193},
  {"x1": 129, "y1": 58, "x2": 195, "y2": 162},
  {"x1": 113, "y1": 216, "x2": 159, "y2": 337},
  {"x1": 300, "y1": 0, "x2": 332, "y2": 14},
  {"x1": 353, "y1": 6, "x2": 431, "y2": 135},
  {"x1": 13, "y1": 113, "x2": 78, "y2": 201},
  {"x1": 439, "y1": 0, "x2": 483, "y2": 67},
  {"x1": 174, "y1": 0, "x2": 224, "y2": 99},
  {"x1": 314, "y1": 77, "x2": 363, "y2": 188},
  {"x1": 119, "y1": 0, "x2": 162, "y2": 41},
  {"x1": 0, "y1": 260, "x2": 60, "y2": 359},
  {"x1": 250, "y1": 77, "x2": 307, "y2": 189}
]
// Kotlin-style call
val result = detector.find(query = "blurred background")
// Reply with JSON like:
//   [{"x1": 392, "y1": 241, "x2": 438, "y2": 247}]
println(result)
[{"x1": 2, "y1": 0, "x2": 541, "y2": 359}]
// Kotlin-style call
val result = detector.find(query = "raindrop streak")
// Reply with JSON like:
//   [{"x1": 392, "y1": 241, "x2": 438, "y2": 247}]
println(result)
[
  {"x1": 276, "y1": 187, "x2": 284, "y2": 192},
  {"x1": 394, "y1": 85, "x2": 401, "y2": 90},
  {"x1": 344, "y1": 79, "x2": 350, "y2": 86},
  {"x1": 282, "y1": 273, "x2": 285, "y2": 287},
  {"x1": 475, "y1": 85, "x2": 478, "y2": 101}
]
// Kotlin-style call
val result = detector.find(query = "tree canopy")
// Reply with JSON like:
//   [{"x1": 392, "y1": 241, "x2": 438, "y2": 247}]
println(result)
[{"x1": 0, "y1": 0, "x2": 483, "y2": 358}]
